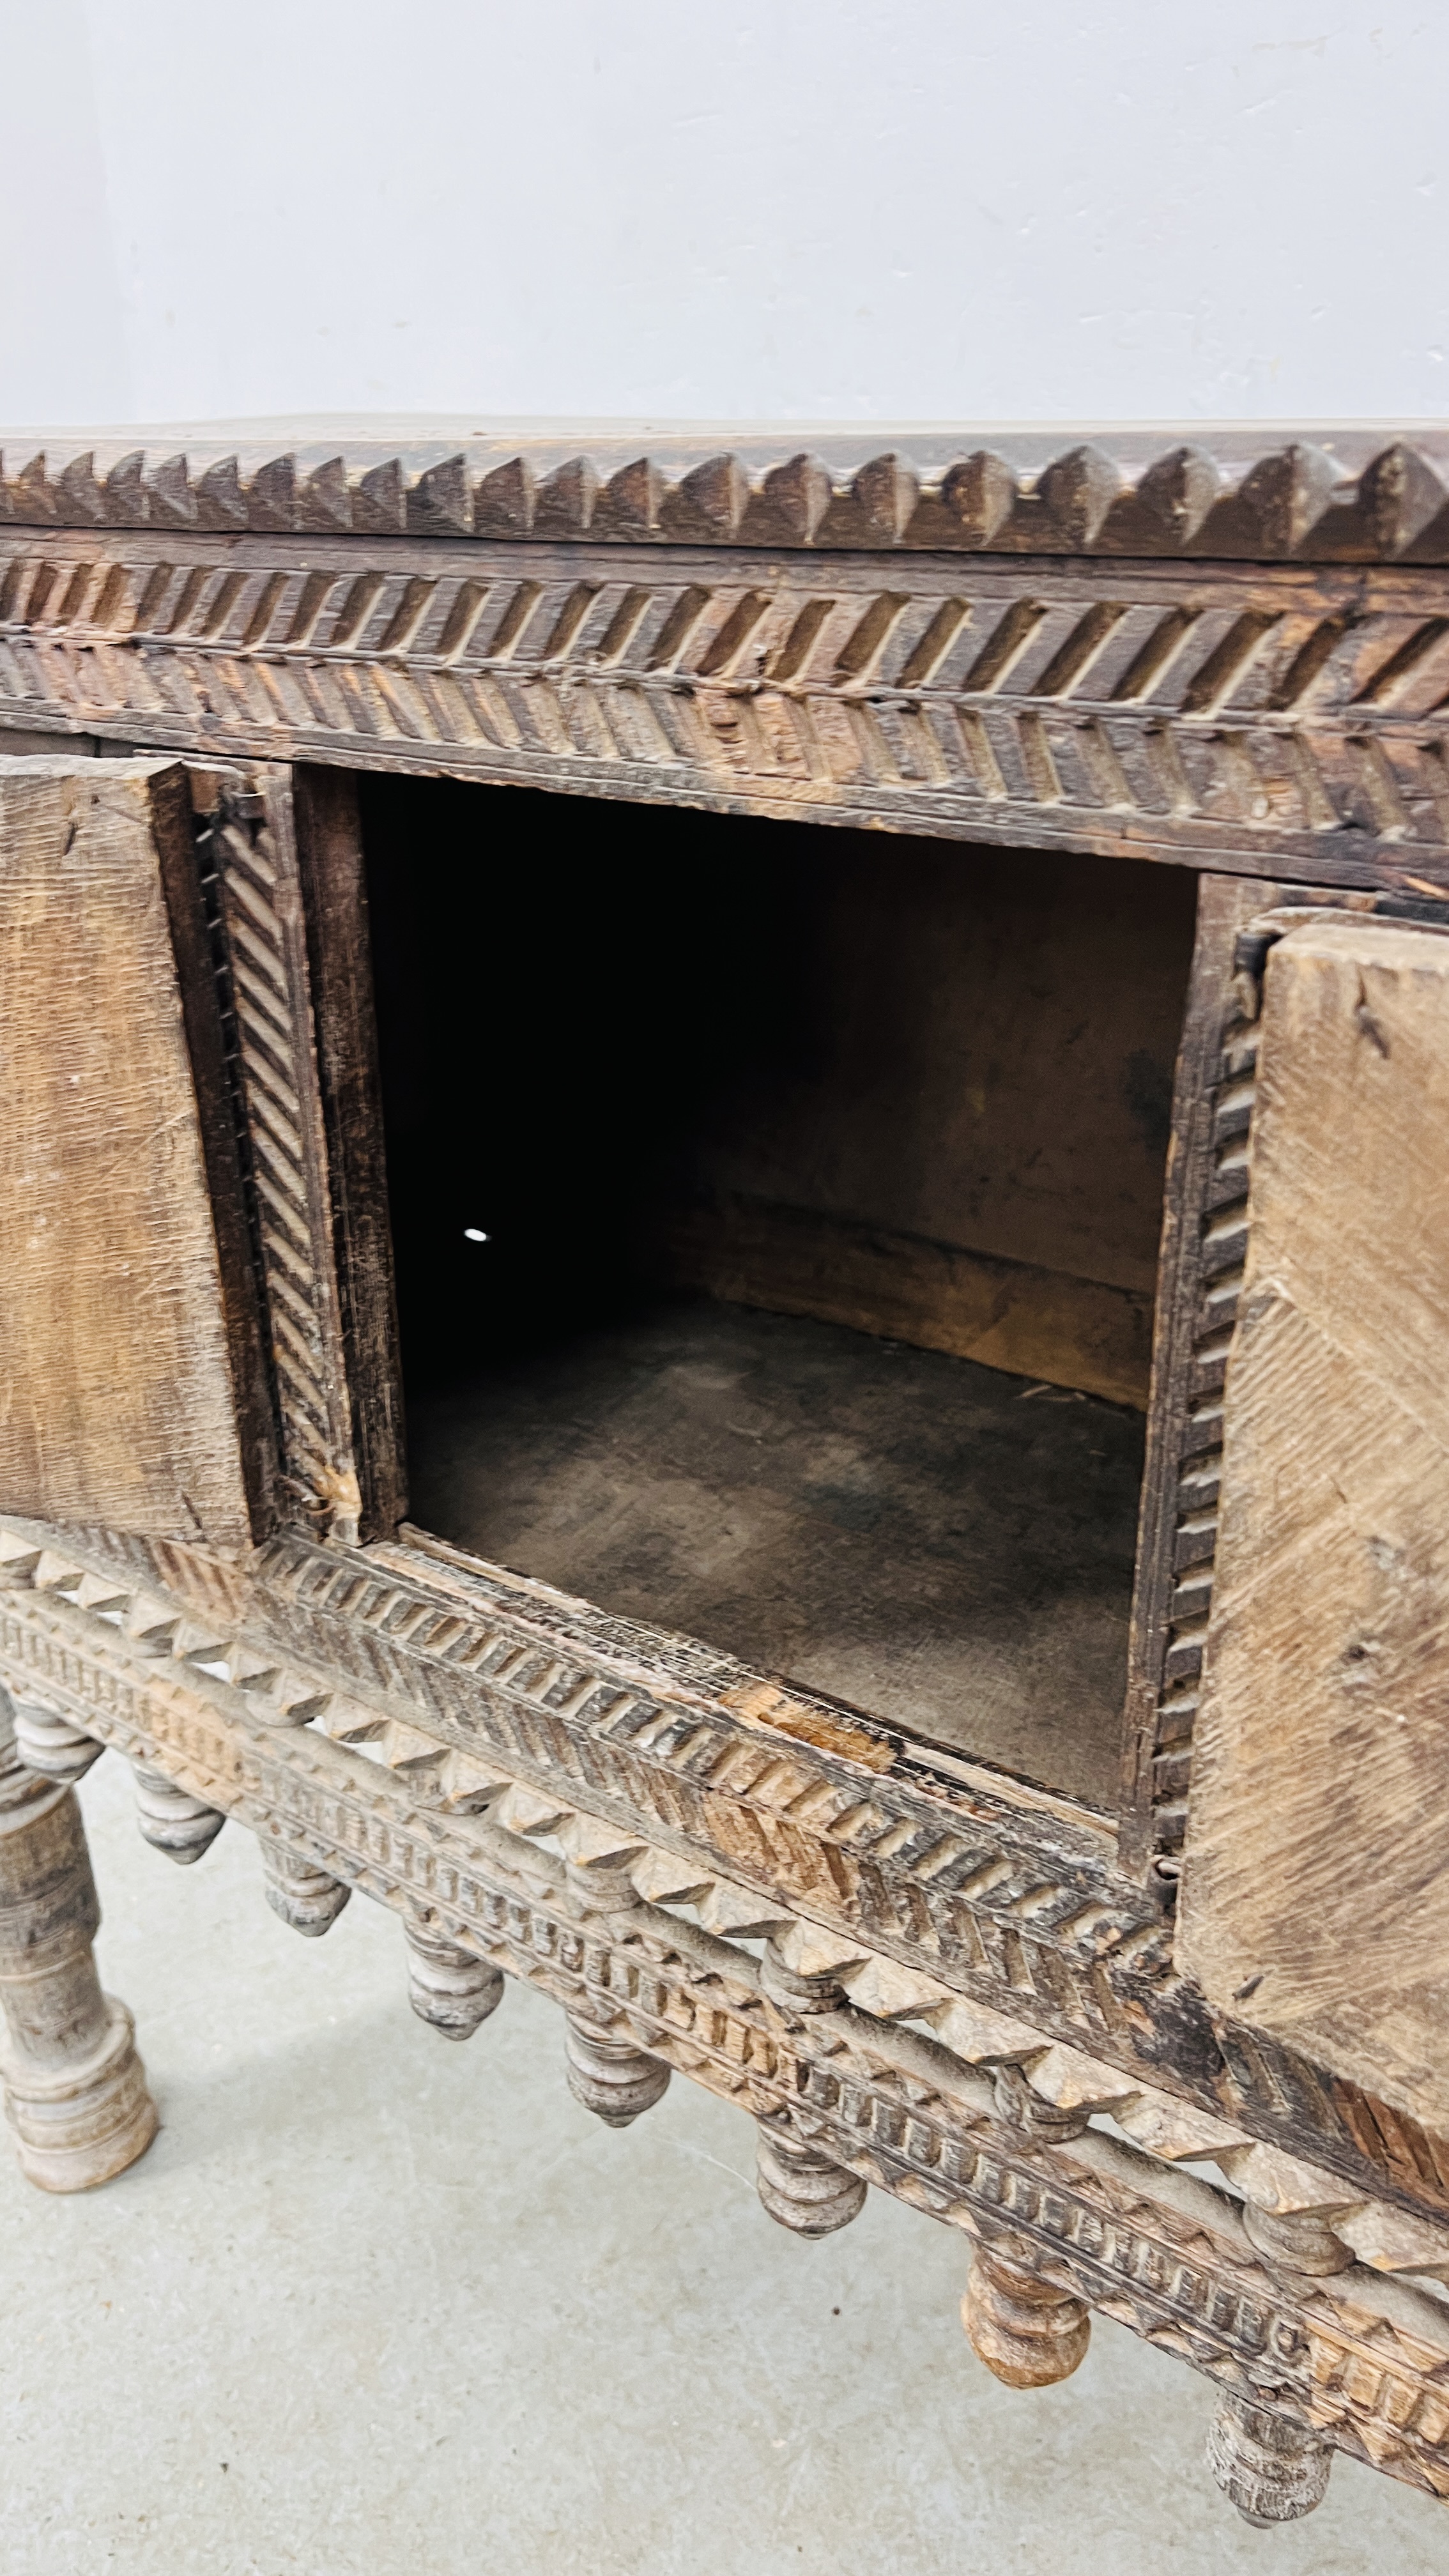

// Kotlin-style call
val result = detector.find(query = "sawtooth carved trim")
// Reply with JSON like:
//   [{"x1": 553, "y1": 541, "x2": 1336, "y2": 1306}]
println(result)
[
  {"x1": 6, "y1": 425, "x2": 1449, "y2": 565},
  {"x1": 0, "y1": 1560, "x2": 1447, "y2": 2504},
  {"x1": 5, "y1": 532, "x2": 1449, "y2": 890}
]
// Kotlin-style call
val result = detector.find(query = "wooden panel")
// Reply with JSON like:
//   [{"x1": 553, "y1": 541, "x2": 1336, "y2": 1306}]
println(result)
[
  {"x1": 0, "y1": 755, "x2": 273, "y2": 1547},
  {"x1": 654, "y1": 1198, "x2": 1153, "y2": 1409},
  {"x1": 1179, "y1": 917, "x2": 1449, "y2": 2128},
  {"x1": 665, "y1": 834, "x2": 1194, "y2": 1308}
]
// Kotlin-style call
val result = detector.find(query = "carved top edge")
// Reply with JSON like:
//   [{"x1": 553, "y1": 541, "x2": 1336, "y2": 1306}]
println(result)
[{"x1": 7, "y1": 416, "x2": 1449, "y2": 564}]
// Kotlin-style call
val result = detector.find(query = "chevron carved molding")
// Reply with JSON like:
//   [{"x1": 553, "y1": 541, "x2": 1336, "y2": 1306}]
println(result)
[
  {"x1": 188, "y1": 769, "x2": 364, "y2": 1542},
  {"x1": 3, "y1": 1526, "x2": 1449, "y2": 2506},
  {"x1": 10, "y1": 1510, "x2": 1449, "y2": 2235},
  {"x1": 4, "y1": 527, "x2": 1449, "y2": 887}
]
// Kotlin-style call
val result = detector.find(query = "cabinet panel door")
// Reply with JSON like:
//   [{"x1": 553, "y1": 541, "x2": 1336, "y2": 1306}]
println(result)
[
  {"x1": 1179, "y1": 914, "x2": 1449, "y2": 2128},
  {"x1": 0, "y1": 756, "x2": 275, "y2": 1549}
]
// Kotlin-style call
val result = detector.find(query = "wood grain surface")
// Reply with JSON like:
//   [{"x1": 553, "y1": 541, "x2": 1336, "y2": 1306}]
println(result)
[
  {"x1": 0, "y1": 756, "x2": 271, "y2": 1547},
  {"x1": 1181, "y1": 916, "x2": 1449, "y2": 2128},
  {"x1": 291, "y1": 765, "x2": 407, "y2": 1539}
]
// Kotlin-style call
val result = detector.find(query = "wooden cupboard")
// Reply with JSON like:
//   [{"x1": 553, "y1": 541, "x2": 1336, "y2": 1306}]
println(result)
[{"x1": 2, "y1": 419, "x2": 1449, "y2": 2527}]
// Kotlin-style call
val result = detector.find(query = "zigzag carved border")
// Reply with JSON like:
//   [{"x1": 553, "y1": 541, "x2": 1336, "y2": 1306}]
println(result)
[
  {"x1": 4, "y1": 530, "x2": 1449, "y2": 889},
  {"x1": 1, "y1": 1560, "x2": 1448, "y2": 2503},
  {"x1": 15, "y1": 1513, "x2": 1449, "y2": 2233}
]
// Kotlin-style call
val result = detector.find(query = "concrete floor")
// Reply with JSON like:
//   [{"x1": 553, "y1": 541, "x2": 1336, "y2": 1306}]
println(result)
[{"x1": 3, "y1": 1754, "x2": 1444, "y2": 2576}]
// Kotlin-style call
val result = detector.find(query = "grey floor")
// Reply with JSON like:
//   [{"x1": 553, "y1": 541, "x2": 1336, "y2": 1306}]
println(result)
[{"x1": 3, "y1": 1755, "x2": 1444, "y2": 2574}]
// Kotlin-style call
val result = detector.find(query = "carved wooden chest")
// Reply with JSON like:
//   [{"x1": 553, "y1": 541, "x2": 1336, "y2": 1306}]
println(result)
[{"x1": 2, "y1": 418, "x2": 1448, "y2": 2530}]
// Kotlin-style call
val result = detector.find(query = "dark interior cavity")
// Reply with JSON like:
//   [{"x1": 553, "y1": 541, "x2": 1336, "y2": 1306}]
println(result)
[{"x1": 361, "y1": 775, "x2": 1197, "y2": 1809}]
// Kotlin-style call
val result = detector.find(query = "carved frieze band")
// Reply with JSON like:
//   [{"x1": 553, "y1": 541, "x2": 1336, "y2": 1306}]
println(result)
[
  {"x1": 4, "y1": 532, "x2": 1449, "y2": 887},
  {"x1": 1, "y1": 1554, "x2": 1448, "y2": 2500},
  {"x1": 10, "y1": 1514, "x2": 1449, "y2": 2230}
]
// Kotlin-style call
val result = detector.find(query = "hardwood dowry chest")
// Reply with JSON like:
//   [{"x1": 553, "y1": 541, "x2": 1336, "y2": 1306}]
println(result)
[{"x1": 1, "y1": 417, "x2": 1447, "y2": 2529}]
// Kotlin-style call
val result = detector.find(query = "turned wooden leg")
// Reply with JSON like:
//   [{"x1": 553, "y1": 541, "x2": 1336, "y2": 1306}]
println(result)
[
  {"x1": 132, "y1": 1762, "x2": 226, "y2": 1864},
  {"x1": 0, "y1": 1710, "x2": 157, "y2": 2192},
  {"x1": 260, "y1": 1839, "x2": 351, "y2": 1936},
  {"x1": 1206, "y1": 2393, "x2": 1332, "y2": 2526},
  {"x1": 564, "y1": 2007, "x2": 670, "y2": 2128},
  {"x1": 756, "y1": 2117, "x2": 866, "y2": 2236},
  {"x1": 11, "y1": 1694, "x2": 105, "y2": 1787},
  {"x1": 404, "y1": 1923, "x2": 504, "y2": 2039},
  {"x1": 962, "y1": 2239, "x2": 1091, "y2": 2388}
]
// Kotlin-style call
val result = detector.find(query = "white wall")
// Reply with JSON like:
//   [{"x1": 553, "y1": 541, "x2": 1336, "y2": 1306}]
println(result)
[{"x1": 1, "y1": 1, "x2": 1446, "y2": 430}]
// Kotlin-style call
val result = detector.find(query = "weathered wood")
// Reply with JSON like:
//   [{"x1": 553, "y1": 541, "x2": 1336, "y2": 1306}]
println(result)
[
  {"x1": 8, "y1": 1533, "x2": 1449, "y2": 2513},
  {"x1": 1, "y1": 409, "x2": 1447, "y2": 2532},
  {"x1": 292, "y1": 765, "x2": 408, "y2": 1541},
  {"x1": 0, "y1": 756, "x2": 273, "y2": 1548},
  {"x1": 656, "y1": 1199, "x2": 1154, "y2": 1408},
  {"x1": 132, "y1": 1761, "x2": 227, "y2": 1864},
  {"x1": 404, "y1": 1921, "x2": 504, "y2": 2038},
  {"x1": 563, "y1": 2007, "x2": 671, "y2": 2126},
  {"x1": 20, "y1": 1508, "x2": 1449, "y2": 2240},
  {"x1": 196, "y1": 766, "x2": 364, "y2": 1542},
  {"x1": 5, "y1": 528, "x2": 1449, "y2": 894},
  {"x1": 260, "y1": 1837, "x2": 351, "y2": 1935},
  {"x1": 6, "y1": 420, "x2": 1449, "y2": 565},
  {"x1": 755, "y1": 2117, "x2": 867, "y2": 2234},
  {"x1": 11, "y1": 1692, "x2": 104, "y2": 1785},
  {"x1": 962, "y1": 2241, "x2": 1092, "y2": 2386},
  {"x1": 0, "y1": 1694, "x2": 157, "y2": 2191},
  {"x1": 1180, "y1": 918, "x2": 1449, "y2": 2129},
  {"x1": 404, "y1": 1300, "x2": 1142, "y2": 1807},
  {"x1": 1206, "y1": 2396, "x2": 1332, "y2": 2526},
  {"x1": 1120, "y1": 873, "x2": 1284, "y2": 1873}
]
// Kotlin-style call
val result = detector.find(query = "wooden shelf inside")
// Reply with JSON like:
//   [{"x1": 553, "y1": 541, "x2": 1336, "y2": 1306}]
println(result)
[{"x1": 406, "y1": 1296, "x2": 1142, "y2": 1811}]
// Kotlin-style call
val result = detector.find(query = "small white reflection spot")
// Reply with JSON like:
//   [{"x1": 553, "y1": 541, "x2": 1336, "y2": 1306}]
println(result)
[{"x1": 464, "y1": 1227, "x2": 489, "y2": 1243}]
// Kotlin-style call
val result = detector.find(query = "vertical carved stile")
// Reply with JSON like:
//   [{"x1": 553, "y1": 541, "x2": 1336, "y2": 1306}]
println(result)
[
  {"x1": 1121, "y1": 874, "x2": 1280, "y2": 1875},
  {"x1": 197, "y1": 769, "x2": 365, "y2": 1542}
]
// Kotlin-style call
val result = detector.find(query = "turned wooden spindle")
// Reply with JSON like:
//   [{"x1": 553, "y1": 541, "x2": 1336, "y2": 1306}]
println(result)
[
  {"x1": 11, "y1": 1695, "x2": 105, "y2": 1787},
  {"x1": 1240, "y1": 2198, "x2": 1354, "y2": 2274},
  {"x1": 962, "y1": 2240, "x2": 1092, "y2": 2388},
  {"x1": 564, "y1": 2007, "x2": 670, "y2": 2128},
  {"x1": 1206, "y1": 2393, "x2": 1332, "y2": 2526},
  {"x1": 0, "y1": 1702, "x2": 157, "y2": 2192},
  {"x1": 756, "y1": 2117, "x2": 866, "y2": 2235},
  {"x1": 759, "y1": 1940, "x2": 847, "y2": 2020},
  {"x1": 260, "y1": 1839, "x2": 352, "y2": 1936},
  {"x1": 132, "y1": 1762, "x2": 226, "y2": 1864},
  {"x1": 404, "y1": 1922, "x2": 504, "y2": 2039},
  {"x1": 990, "y1": 2059, "x2": 1090, "y2": 2145}
]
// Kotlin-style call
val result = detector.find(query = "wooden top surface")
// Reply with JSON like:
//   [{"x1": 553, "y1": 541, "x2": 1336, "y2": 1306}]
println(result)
[{"x1": 5, "y1": 416, "x2": 1449, "y2": 564}]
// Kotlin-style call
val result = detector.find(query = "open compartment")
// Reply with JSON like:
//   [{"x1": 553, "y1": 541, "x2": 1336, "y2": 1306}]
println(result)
[{"x1": 360, "y1": 776, "x2": 1197, "y2": 1813}]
